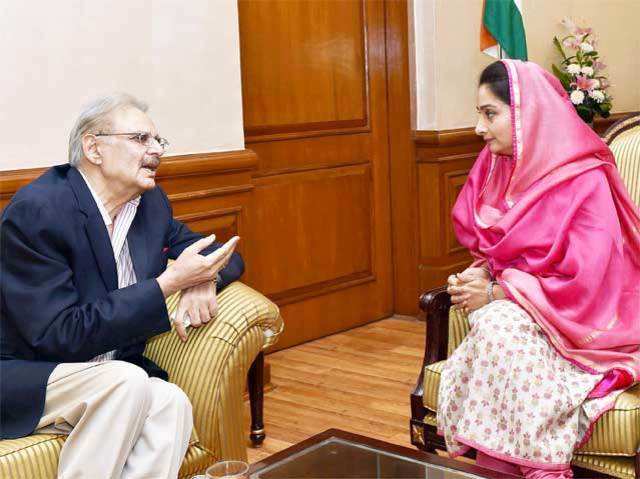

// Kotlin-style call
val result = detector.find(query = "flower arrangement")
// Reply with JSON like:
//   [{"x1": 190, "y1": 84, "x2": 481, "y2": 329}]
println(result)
[{"x1": 552, "y1": 18, "x2": 612, "y2": 124}]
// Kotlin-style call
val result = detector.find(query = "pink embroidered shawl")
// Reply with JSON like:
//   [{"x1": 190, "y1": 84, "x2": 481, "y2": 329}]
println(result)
[{"x1": 452, "y1": 60, "x2": 640, "y2": 386}]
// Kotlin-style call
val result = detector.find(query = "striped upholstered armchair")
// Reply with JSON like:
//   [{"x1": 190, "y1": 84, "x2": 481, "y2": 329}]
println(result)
[
  {"x1": 410, "y1": 114, "x2": 640, "y2": 479},
  {"x1": 604, "y1": 113, "x2": 640, "y2": 207},
  {"x1": 0, "y1": 281, "x2": 283, "y2": 478}
]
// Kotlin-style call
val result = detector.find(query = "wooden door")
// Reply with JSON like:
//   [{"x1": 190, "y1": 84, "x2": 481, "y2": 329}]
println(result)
[{"x1": 238, "y1": 0, "x2": 394, "y2": 350}]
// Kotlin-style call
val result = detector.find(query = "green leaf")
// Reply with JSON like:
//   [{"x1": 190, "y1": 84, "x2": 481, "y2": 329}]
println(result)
[
  {"x1": 575, "y1": 105, "x2": 594, "y2": 123},
  {"x1": 595, "y1": 103, "x2": 611, "y2": 119},
  {"x1": 552, "y1": 64, "x2": 572, "y2": 89},
  {"x1": 553, "y1": 36, "x2": 568, "y2": 60}
]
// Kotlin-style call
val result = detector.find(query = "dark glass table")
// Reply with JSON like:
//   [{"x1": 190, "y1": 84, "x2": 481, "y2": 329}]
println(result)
[{"x1": 250, "y1": 429, "x2": 520, "y2": 479}]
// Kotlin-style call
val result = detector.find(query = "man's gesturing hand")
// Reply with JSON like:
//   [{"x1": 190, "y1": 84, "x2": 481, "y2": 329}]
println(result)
[{"x1": 157, "y1": 235, "x2": 240, "y2": 298}]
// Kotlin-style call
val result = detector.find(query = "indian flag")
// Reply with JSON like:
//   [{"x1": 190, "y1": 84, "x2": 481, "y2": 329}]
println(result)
[{"x1": 480, "y1": 0, "x2": 528, "y2": 60}]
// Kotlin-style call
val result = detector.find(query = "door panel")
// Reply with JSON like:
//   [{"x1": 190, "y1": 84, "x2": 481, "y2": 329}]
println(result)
[{"x1": 238, "y1": 0, "x2": 393, "y2": 349}]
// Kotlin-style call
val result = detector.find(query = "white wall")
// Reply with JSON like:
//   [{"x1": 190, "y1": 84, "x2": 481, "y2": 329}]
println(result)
[
  {"x1": 410, "y1": 0, "x2": 640, "y2": 131},
  {"x1": 0, "y1": 0, "x2": 245, "y2": 171},
  {"x1": 409, "y1": 0, "x2": 437, "y2": 131}
]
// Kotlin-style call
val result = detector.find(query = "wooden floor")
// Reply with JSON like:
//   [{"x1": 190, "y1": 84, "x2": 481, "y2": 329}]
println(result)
[{"x1": 243, "y1": 315, "x2": 425, "y2": 463}]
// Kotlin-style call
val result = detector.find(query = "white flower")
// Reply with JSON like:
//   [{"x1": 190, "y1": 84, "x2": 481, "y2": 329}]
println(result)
[
  {"x1": 589, "y1": 90, "x2": 606, "y2": 103},
  {"x1": 581, "y1": 66, "x2": 594, "y2": 76},
  {"x1": 580, "y1": 42, "x2": 594, "y2": 53},
  {"x1": 567, "y1": 64, "x2": 581, "y2": 75},
  {"x1": 570, "y1": 90, "x2": 585, "y2": 105},
  {"x1": 591, "y1": 79, "x2": 600, "y2": 88},
  {"x1": 561, "y1": 17, "x2": 577, "y2": 34}
]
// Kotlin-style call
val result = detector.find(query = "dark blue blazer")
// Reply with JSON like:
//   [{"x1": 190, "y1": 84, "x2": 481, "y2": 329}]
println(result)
[{"x1": 0, "y1": 165, "x2": 244, "y2": 439}]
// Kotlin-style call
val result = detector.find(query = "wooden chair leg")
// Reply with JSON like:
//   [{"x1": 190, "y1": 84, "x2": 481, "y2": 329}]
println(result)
[{"x1": 248, "y1": 352, "x2": 265, "y2": 446}]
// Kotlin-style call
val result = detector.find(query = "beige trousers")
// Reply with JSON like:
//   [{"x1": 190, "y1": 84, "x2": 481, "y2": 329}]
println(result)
[{"x1": 34, "y1": 360, "x2": 193, "y2": 479}]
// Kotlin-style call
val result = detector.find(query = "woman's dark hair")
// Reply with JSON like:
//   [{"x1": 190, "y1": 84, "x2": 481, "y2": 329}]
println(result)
[{"x1": 479, "y1": 61, "x2": 511, "y2": 105}]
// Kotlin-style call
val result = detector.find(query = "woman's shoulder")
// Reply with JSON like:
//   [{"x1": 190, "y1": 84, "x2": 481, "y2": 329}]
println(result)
[
  {"x1": 562, "y1": 165, "x2": 611, "y2": 198},
  {"x1": 571, "y1": 165, "x2": 608, "y2": 184},
  {"x1": 539, "y1": 164, "x2": 613, "y2": 212}
]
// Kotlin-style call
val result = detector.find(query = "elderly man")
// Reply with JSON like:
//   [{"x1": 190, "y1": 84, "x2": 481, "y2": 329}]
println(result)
[{"x1": 0, "y1": 93, "x2": 244, "y2": 478}]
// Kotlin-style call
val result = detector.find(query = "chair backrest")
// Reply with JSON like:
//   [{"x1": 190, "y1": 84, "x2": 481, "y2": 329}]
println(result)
[{"x1": 603, "y1": 113, "x2": 640, "y2": 207}]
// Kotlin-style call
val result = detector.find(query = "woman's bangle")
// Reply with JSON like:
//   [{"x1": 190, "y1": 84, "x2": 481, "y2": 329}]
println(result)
[{"x1": 486, "y1": 281, "x2": 497, "y2": 303}]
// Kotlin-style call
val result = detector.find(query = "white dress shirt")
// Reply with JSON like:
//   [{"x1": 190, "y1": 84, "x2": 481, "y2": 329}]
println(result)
[{"x1": 77, "y1": 168, "x2": 141, "y2": 362}]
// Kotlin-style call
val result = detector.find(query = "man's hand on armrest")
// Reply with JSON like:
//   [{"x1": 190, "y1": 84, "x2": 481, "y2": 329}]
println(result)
[
  {"x1": 156, "y1": 235, "x2": 240, "y2": 341},
  {"x1": 171, "y1": 282, "x2": 218, "y2": 342}
]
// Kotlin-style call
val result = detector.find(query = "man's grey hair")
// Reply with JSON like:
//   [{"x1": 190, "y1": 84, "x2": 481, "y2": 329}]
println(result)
[{"x1": 68, "y1": 93, "x2": 148, "y2": 167}]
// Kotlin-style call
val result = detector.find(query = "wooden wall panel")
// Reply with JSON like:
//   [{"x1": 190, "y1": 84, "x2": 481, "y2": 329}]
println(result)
[
  {"x1": 0, "y1": 167, "x2": 46, "y2": 211},
  {"x1": 385, "y1": 0, "x2": 418, "y2": 316},
  {"x1": 249, "y1": 134, "x2": 371, "y2": 177},
  {"x1": 414, "y1": 130, "x2": 482, "y2": 294},
  {"x1": 239, "y1": 0, "x2": 367, "y2": 134},
  {"x1": 239, "y1": 0, "x2": 394, "y2": 349},
  {"x1": 249, "y1": 164, "x2": 373, "y2": 301},
  {"x1": 175, "y1": 207, "x2": 243, "y2": 245},
  {"x1": 443, "y1": 171, "x2": 468, "y2": 254}
]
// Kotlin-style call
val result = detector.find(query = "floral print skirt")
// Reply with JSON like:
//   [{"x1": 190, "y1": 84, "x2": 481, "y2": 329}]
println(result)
[{"x1": 437, "y1": 300, "x2": 618, "y2": 469}]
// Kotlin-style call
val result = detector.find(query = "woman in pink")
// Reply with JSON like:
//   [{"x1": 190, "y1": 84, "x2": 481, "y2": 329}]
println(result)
[{"x1": 439, "y1": 59, "x2": 640, "y2": 479}]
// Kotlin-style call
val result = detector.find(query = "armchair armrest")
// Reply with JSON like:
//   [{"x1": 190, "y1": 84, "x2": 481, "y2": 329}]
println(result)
[
  {"x1": 143, "y1": 281, "x2": 283, "y2": 460},
  {"x1": 419, "y1": 285, "x2": 452, "y2": 366},
  {"x1": 411, "y1": 285, "x2": 451, "y2": 422}
]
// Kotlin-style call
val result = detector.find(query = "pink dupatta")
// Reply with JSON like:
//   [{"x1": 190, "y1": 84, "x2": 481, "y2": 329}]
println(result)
[{"x1": 452, "y1": 60, "x2": 640, "y2": 389}]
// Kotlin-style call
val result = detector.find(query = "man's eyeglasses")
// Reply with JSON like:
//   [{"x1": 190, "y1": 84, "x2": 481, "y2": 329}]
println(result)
[{"x1": 94, "y1": 132, "x2": 170, "y2": 149}]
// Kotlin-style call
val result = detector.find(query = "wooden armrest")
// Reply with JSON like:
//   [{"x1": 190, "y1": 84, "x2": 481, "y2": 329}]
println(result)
[
  {"x1": 419, "y1": 285, "x2": 452, "y2": 366},
  {"x1": 411, "y1": 285, "x2": 452, "y2": 421}
]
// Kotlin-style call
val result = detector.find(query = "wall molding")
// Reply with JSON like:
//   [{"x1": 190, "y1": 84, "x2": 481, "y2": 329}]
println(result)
[
  {"x1": 0, "y1": 149, "x2": 257, "y2": 205},
  {"x1": 269, "y1": 272, "x2": 376, "y2": 306},
  {"x1": 413, "y1": 110, "x2": 634, "y2": 148},
  {"x1": 157, "y1": 149, "x2": 257, "y2": 178},
  {"x1": 413, "y1": 128, "x2": 483, "y2": 147}
]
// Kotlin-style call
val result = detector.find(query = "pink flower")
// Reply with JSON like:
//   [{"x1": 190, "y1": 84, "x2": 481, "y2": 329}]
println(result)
[
  {"x1": 573, "y1": 75, "x2": 598, "y2": 91},
  {"x1": 575, "y1": 26, "x2": 592, "y2": 37},
  {"x1": 562, "y1": 37, "x2": 580, "y2": 49},
  {"x1": 593, "y1": 60, "x2": 607, "y2": 71}
]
